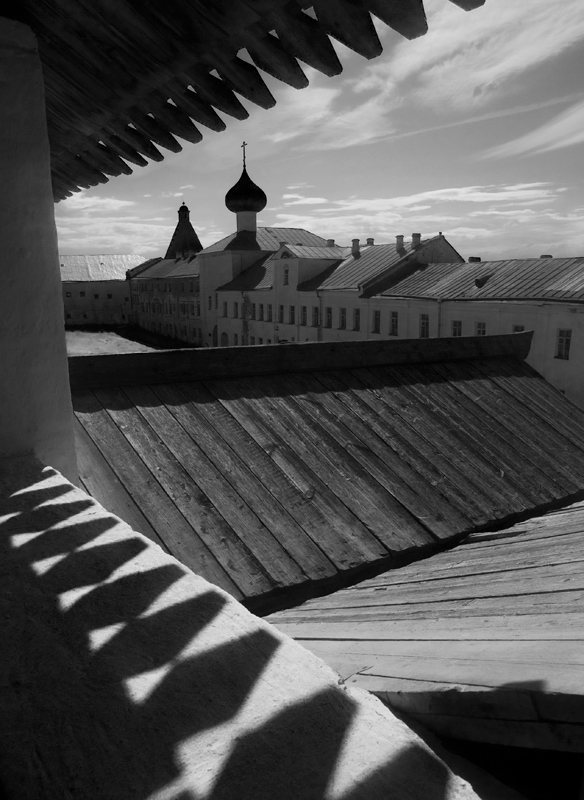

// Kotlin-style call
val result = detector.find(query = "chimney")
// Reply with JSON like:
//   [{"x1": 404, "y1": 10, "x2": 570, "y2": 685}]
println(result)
[
  {"x1": 540, "y1": 254, "x2": 553, "y2": 259},
  {"x1": 468, "y1": 256, "x2": 481, "y2": 262},
  {"x1": 366, "y1": 237, "x2": 374, "y2": 246},
  {"x1": 352, "y1": 239, "x2": 360, "y2": 258},
  {"x1": 396, "y1": 234, "x2": 404, "y2": 252},
  {"x1": 279, "y1": 241, "x2": 287, "y2": 248},
  {"x1": 326, "y1": 239, "x2": 335, "y2": 247},
  {"x1": 412, "y1": 233, "x2": 421, "y2": 249}
]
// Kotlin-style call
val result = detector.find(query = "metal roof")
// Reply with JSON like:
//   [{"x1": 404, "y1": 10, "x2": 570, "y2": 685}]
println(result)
[
  {"x1": 283, "y1": 244, "x2": 350, "y2": 259},
  {"x1": 318, "y1": 239, "x2": 433, "y2": 291},
  {"x1": 60, "y1": 254, "x2": 144, "y2": 282},
  {"x1": 201, "y1": 227, "x2": 330, "y2": 254},
  {"x1": 127, "y1": 255, "x2": 200, "y2": 281},
  {"x1": 12, "y1": 1, "x2": 486, "y2": 200},
  {"x1": 218, "y1": 254, "x2": 275, "y2": 292},
  {"x1": 378, "y1": 257, "x2": 584, "y2": 301}
]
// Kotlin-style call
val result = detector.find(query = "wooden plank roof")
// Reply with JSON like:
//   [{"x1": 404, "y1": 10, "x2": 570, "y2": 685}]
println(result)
[
  {"x1": 70, "y1": 333, "x2": 584, "y2": 613},
  {"x1": 268, "y1": 497, "x2": 584, "y2": 752},
  {"x1": 377, "y1": 257, "x2": 584, "y2": 302},
  {"x1": 9, "y1": 0, "x2": 486, "y2": 201}
]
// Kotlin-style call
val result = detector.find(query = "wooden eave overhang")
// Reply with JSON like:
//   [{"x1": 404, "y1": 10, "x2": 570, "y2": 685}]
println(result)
[{"x1": 9, "y1": 0, "x2": 484, "y2": 201}]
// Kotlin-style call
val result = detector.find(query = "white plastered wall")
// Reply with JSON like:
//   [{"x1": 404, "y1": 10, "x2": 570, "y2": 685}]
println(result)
[{"x1": 0, "y1": 18, "x2": 77, "y2": 481}]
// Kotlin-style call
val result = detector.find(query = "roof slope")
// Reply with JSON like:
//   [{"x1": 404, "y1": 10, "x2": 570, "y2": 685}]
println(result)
[
  {"x1": 70, "y1": 334, "x2": 584, "y2": 613},
  {"x1": 127, "y1": 256, "x2": 200, "y2": 280},
  {"x1": 378, "y1": 257, "x2": 584, "y2": 301},
  {"x1": 201, "y1": 227, "x2": 329, "y2": 254},
  {"x1": 60, "y1": 254, "x2": 144, "y2": 282},
  {"x1": 319, "y1": 238, "x2": 436, "y2": 291},
  {"x1": 269, "y1": 486, "x2": 584, "y2": 750}
]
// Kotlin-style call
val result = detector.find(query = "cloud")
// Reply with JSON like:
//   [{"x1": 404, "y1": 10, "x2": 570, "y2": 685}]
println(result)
[
  {"x1": 282, "y1": 194, "x2": 329, "y2": 205},
  {"x1": 58, "y1": 193, "x2": 135, "y2": 212},
  {"x1": 178, "y1": 184, "x2": 195, "y2": 190},
  {"x1": 482, "y1": 99, "x2": 584, "y2": 158},
  {"x1": 358, "y1": 0, "x2": 584, "y2": 113}
]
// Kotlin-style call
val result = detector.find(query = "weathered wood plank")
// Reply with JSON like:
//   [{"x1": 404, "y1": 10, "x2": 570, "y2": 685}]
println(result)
[
  {"x1": 147, "y1": 382, "x2": 336, "y2": 583},
  {"x1": 285, "y1": 371, "x2": 474, "y2": 539},
  {"x1": 80, "y1": 387, "x2": 273, "y2": 597},
  {"x1": 72, "y1": 389, "x2": 243, "y2": 599},
  {"x1": 408, "y1": 362, "x2": 564, "y2": 504},
  {"x1": 175, "y1": 380, "x2": 372, "y2": 571},
  {"x1": 355, "y1": 366, "x2": 521, "y2": 520},
  {"x1": 309, "y1": 560, "x2": 584, "y2": 608},
  {"x1": 67, "y1": 333, "x2": 534, "y2": 389},
  {"x1": 438, "y1": 360, "x2": 584, "y2": 491},
  {"x1": 477, "y1": 357, "x2": 584, "y2": 451},
  {"x1": 203, "y1": 377, "x2": 391, "y2": 565},
  {"x1": 271, "y1": 588, "x2": 584, "y2": 622},
  {"x1": 319, "y1": 369, "x2": 495, "y2": 523},
  {"x1": 236, "y1": 373, "x2": 435, "y2": 552},
  {"x1": 73, "y1": 418, "x2": 163, "y2": 548},
  {"x1": 270, "y1": 612, "x2": 584, "y2": 641},
  {"x1": 301, "y1": 639, "x2": 584, "y2": 695},
  {"x1": 118, "y1": 384, "x2": 309, "y2": 590}
]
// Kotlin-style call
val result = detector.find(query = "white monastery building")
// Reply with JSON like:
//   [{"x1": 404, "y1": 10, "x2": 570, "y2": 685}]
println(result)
[
  {"x1": 129, "y1": 166, "x2": 584, "y2": 408},
  {"x1": 61, "y1": 254, "x2": 143, "y2": 325}
]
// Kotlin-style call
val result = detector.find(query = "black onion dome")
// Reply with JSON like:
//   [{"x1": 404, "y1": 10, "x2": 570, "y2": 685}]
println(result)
[{"x1": 225, "y1": 167, "x2": 267, "y2": 213}]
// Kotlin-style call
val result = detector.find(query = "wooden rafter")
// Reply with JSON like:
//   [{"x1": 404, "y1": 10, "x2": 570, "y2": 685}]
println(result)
[{"x1": 7, "y1": 0, "x2": 486, "y2": 200}]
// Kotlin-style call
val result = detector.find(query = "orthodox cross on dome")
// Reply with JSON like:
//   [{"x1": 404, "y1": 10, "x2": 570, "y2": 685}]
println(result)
[{"x1": 241, "y1": 140, "x2": 247, "y2": 168}]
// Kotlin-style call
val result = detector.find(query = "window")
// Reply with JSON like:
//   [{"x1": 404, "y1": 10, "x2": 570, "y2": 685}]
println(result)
[
  {"x1": 390, "y1": 311, "x2": 398, "y2": 336},
  {"x1": 233, "y1": 302, "x2": 239, "y2": 318},
  {"x1": 65, "y1": 291, "x2": 71, "y2": 298},
  {"x1": 181, "y1": 283, "x2": 185, "y2": 293},
  {"x1": 190, "y1": 282, "x2": 194, "y2": 292},
  {"x1": 513, "y1": 325, "x2": 525, "y2": 333},
  {"x1": 196, "y1": 302, "x2": 200, "y2": 316},
  {"x1": 300, "y1": 306, "x2": 307, "y2": 326},
  {"x1": 353, "y1": 308, "x2": 360, "y2": 331},
  {"x1": 208, "y1": 296, "x2": 212, "y2": 310},
  {"x1": 259, "y1": 338, "x2": 263, "y2": 345},
  {"x1": 312, "y1": 306, "x2": 319, "y2": 327},
  {"x1": 476, "y1": 321, "x2": 486, "y2": 336},
  {"x1": 250, "y1": 337, "x2": 255, "y2": 345},
  {"x1": 66, "y1": 313, "x2": 71, "y2": 319},
  {"x1": 372, "y1": 310, "x2": 381, "y2": 334},
  {"x1": 556, "y1": 329, "x2": 572, "y2": 360},
  {"x1": 267, "y1": 304, "x2": 273, "y2": 322},
  {"x1": 215, "y1": 294, "x2": 218, "y2": 310},
  {"x1": 251, "y1": 303, "x2": 256, "y2": 320},
  {"x1": 420, "y1": 314, "x2": 429, "y2": 338},
  {"x1": 94, "y1": 294, "x2": 99, "y2": 300},
  {"x1": 106, "y1": 293, "x2": 113, "y2": 299},
  {"x1": 259, "y1": 304, "x2": 264, "y2": 321},
  {"x1": 124, "y1": 297, "x2": 129, "y2": 302},
  {"x1": 223, "y1": 302, "x2": 227, "y2": 317},
  {"x1": 325, "y1": 307, "x2": 332, "y2": 328},
  {"x1": 452, "y1": 320, "x2": 462, "y2": 337},
  {"x1": 339, "y1": 308, "x2": 346, "y2": 329},
  {"x1": 80, "y1": 291, "x2": 85, "y2": 297},
  {"x1": 289, "y1": 306, "x2": 295, "y2": 324},
  {"x1": 284, "y1": 268, "x2": 289, "y2": 286},
  {"x1": 267, "y1": 339, "x2": 272, "y2": 344},
  {"x1": 278, "y1": 304, "x2": 284, "y2": 323}
]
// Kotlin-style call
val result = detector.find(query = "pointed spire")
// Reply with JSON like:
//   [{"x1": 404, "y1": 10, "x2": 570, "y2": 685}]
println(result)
[{"x1": 164, "y1": 202, "x2": 202, "y2": 259}]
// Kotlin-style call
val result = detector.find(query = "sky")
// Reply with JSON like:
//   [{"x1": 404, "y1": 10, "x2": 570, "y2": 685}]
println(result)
[{"x1": 55, "y1": 0, "x2": 584, "y2": 262}]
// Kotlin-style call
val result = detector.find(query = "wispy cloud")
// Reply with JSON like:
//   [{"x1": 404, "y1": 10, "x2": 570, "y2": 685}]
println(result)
[
  {"x1": 482, "y1": 99, "x2": 584, "y2": 158},
  {"x1": 282, "y1": 194, "x2": 329, "y2": 205}
]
